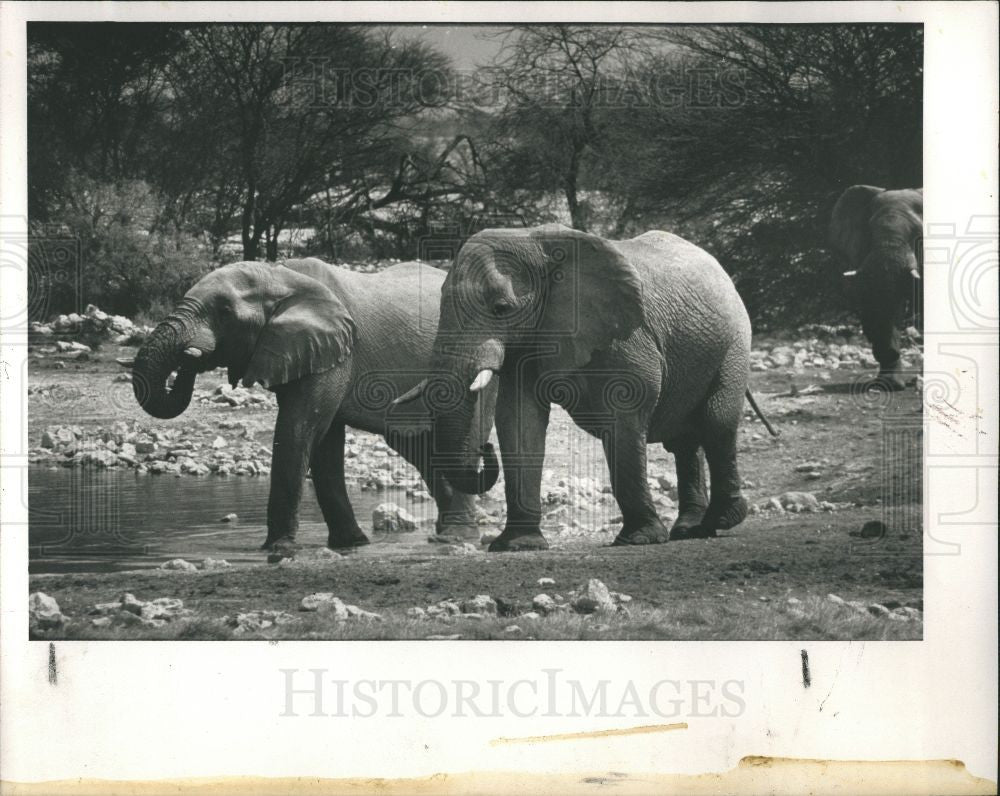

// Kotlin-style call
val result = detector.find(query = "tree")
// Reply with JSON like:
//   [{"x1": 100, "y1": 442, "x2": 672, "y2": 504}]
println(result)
[{"x1": 484, "y1": 25, "x2": 652, "y2": 231}]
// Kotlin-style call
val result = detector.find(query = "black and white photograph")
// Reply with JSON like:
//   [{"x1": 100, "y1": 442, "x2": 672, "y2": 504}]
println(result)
[
  {"x1": 1, "y1": 2, "x2": 996, "y2": 794},
  {"x1": 22, "y1": 19, "x2": 927, "y2": 641}
]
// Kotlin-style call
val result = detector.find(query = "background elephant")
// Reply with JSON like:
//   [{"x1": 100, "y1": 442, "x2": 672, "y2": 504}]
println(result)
[
  {"x1": 129, "y1": 258, "x2": 489, "y2": 552},
  {"x1": 829, "y1": 184, "x2": 923, "y2": 390},
  {"x1": 407, "y1": 224, "x2": 772, "y2": 552}
]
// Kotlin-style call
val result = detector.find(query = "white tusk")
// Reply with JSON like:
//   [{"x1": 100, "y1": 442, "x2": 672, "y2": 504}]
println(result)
[
  {"x1": 842, "y1": 270, "x2": 857, "y2": 277},
  {"x1": 392, "y1": 378, "x2": 427, "y2": 406},
  {"x1": 470, "y1": 369, "x2": 493, "y2": 392},
  {"x1": 909, "y1": 269, "x2": 921, "y2": 280},
  {"x1": 184, "y1": 347, "x2": 203, "y2": 358},
  {"x1": 115, "y1": 357, "x2": 135, "y2": 369}
]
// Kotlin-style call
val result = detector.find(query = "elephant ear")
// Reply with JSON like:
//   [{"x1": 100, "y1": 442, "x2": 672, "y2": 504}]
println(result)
[
  {"x1": 829, "y1": 184, "x2": 885, "y2": 266},
  {"x1": 529, "y1": 226, "x2": 644, "y2": 369},
  {"x1": 241, "y1": 265, "x2": 355, "y2": 389}
]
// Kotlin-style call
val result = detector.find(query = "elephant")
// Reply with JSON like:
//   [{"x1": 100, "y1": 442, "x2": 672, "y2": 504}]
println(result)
[
  {"x1": 829, "y1": 184, "x2": 923, "y2": 390},
  {"x1": 395, "y1": 224, "x2": 776, "y2": 552},
  {"x1": 126, "y1": 257, "x2": 491, "y2": 553}
]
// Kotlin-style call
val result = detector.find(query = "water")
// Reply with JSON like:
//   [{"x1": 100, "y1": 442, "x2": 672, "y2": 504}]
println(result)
[{"x1": 28, "y1": 468, "x2": 448, "y2": 574}]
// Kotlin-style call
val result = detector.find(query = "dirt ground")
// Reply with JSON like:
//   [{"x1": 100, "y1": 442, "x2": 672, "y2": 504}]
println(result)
[{"x1": 27, "y1": 331, "x2": 923, "y2": 640}]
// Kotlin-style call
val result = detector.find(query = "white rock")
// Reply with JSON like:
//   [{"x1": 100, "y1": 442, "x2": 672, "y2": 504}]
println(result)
[
  {"x1": 537, "y1": 577, "x2": 556, "y2": 587},
  {"x1": 533, "y1": 594, "x2": 556, "y2": 614},
  {"x1": 299, "y1": 593, "x2": 349, "y2": 619},
  {"x1": 160, "y1": 558, "x2": 197, "y2": 572},
  {"x1": 372, "y1": 503, "x2": 417, "y2": 533},
  {"x1": 29, "y1": 592, "x2": 65, "y2": 629}
]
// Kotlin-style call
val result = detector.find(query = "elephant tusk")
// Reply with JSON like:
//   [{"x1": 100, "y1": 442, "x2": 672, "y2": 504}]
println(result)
[
  {"x1": 392, "y1": 378, "x2": 427, "y2": 406},
  {"x1": 909, "y1": 268, "x2": 921, "y2": 280},
  {"x1": 115, "y1": 357, "x2": 135, "y2": 369},
  {"x1": 842, "y1": 270, "x2": 857, "y2": 277},
  {"x1": 184, "y1": 347, "x2": 203, "y2": 358},
  {"x1": 470, "y1": 369, "x2": 493, "y2": 393}
]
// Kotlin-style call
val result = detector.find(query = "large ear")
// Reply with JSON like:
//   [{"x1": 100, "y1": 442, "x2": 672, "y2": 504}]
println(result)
[
  {"x1": 829, "y1": 184, "x2": 885, "y2": 266},
  {"x1": 528, "y1": 226, "x2": 644, "y2": 369},
  {"x1": 241, "y1": 265, "x2": 355, "y2": 389}
]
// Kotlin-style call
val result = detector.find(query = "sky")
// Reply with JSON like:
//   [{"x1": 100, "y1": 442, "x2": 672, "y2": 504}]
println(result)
[{"x1": 390, "y1": 25, "x2": 508, "y2": 70}]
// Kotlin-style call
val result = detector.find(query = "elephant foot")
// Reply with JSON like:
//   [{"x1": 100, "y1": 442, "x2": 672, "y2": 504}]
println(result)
[
  {"x1": 613, "y1": 519, "x2": 671, "y2": 546},
  {"x1": 435, "y1": 517, "x2": 482, "y2": 541},
  {"x1": 327, "y1": 530, "x2": 371, "y2": 550},
  {"x1": 871, "y1": 372, "x2": 907, "y2": 392},
  {"x1": 263, "y1": 536, "x2": 299, "y2": 563},
  {"x1": 668, "y1": 504, "x2": 709, "y2": 541},
  {"x1": 488, "y1": 528, "x2": 549, "y2": 552},
  {"x1": 673, "y1": 495, "x2": 748, "y2": 540}
]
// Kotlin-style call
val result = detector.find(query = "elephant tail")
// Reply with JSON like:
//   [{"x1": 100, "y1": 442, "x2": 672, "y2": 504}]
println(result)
[{"x1": 745, "y1": 388, "x2": 780, "y2": 437}]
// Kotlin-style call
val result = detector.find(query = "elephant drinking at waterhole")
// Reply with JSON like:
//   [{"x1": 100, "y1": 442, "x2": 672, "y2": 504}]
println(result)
[
  {"x1": 395, "y1": 225, "x2": 777, "y2": 552},
  {"x1": 125, "y1": 258, "x2": 492, "y2": 553}
]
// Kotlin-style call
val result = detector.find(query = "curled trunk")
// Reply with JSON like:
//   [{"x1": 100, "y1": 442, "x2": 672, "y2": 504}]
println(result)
[{"x1": 132, "y1": 321, "x2": 197, "y2": 420}]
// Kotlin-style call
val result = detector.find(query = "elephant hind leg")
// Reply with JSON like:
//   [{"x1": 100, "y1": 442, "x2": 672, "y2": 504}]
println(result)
[
  {"x1": 699, "y1": 421, "x2": 748, "y2": 535},
  {"x1": 311, "y1": 423, "x2": 370, "y2": 549},
  {"x1": 665, "y1": 439, "x2": 709, "y2": 540}
]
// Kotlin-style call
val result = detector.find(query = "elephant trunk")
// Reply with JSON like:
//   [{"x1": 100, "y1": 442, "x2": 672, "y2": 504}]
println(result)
[
  {"x1": 132, "y1": 307, "x2": 204, "y2": 420},
  {"x1": 428, "y1": 338, "x2": 504, "y2": 495}
]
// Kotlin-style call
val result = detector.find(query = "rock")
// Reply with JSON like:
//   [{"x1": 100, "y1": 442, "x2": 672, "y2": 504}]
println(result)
[
  {"x1": 40, "y1": 431, "x2": 57, "y2": 448},
  {"x1": 91, "y1": 617, "x2": 112, "y2": 628},
  {"x1": 211, "y1": 436, "x2": 228, "y2": 449},
  {"x1": 372, "y1": 503, "x2": 417, "y2": 534},
  {"x1": 344, "y1": 604, "x2": 383, "y2": 621},
  {"x1": 572, "y1": 579, "x2": 617, "y2": 614},
  {"x1": 141, "y1": 598, "x2": 189, "y2": 622},
  {"x1": 461, "y1": 595, "x2": 497, "y2": 615},
  {"x1": 159, "y1": 558, "x2": 197, "y2": 572},
  {"x1": 200, "y1": 558, "x2": 231, "y2": 570},
  {"x1": 779, "y1": 492, "x2": 820, "y2": 512},
  {"x1": 439, "y1": 542, "x2": 480, "y2": 556},
  {"x1": 227, "y1": 610, "x2": 298, "y2": 635},
  {"x1": 406, "y1": 607, "x2": 427, "y2": 619},
  {"x1": 521, "y1": 612, "x2": 541, "y2": 620},
  {"x1": 827, "y1": 594, "x2": 845, "y2": 606},
  {"x1": 867, "y1": 603, "x2": 891, "y2": 617},
  {"x1": 860, "y1": 520, "x2": 886, "y2": 539},
  {"x1": 220, "y1": 513, "x2": 238, "y2": 523},
  {"x1": 504, "y1": 625, "x2": 523, "y2": 635},
  {"x1": 787, "y1": 597, "x2": 802, "y2": 605},
  {"x1": 425, "y1": 634, "x2": 463, "y2": 640},
  {"x1": 134, "y1": 438, "x2": 157, "y2": 454},
  {"x1": 537, "y1": 577, "x2": 556, "y2": 587},
  {"x1": 532, "y1": 594, "x2": 557, "y2": 614},
  {"x1": 300, "y1": 593, "x2": 349, "y2": 619},
  {"x1": 29, "y1": 592, "x2": 65, "y2": 630}
]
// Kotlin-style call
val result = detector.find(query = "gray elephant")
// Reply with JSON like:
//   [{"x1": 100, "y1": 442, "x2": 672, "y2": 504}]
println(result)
[
  {"x1": 127, "y1": 258, "x2": 489, "y2": 552},
  {"x1": 396, "y1": 224, "x2": 776, "y2": 552},
  {"x1": 829, "y1": 185, "x2": 923, "y2": 390}
]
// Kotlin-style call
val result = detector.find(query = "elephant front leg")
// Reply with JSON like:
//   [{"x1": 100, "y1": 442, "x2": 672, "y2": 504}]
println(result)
[
  {"x1": 488, "y1": 379, "x2": 550, "y2": 552},
  {"x1": 261, "y1": 379, "x2": 340, "y2": 554},
  {"x1": 861, "y1": 300, "x2": 906, "y2": 391},
  {"x1": 389, "y1": 429, "x2": 480, "y2": 540},
  {"x1": 606, "y1": 426, "x2": 670, "y2": 546},
  {"x1": 311, "y1": 423, "x2": 370, "y2": 549}
]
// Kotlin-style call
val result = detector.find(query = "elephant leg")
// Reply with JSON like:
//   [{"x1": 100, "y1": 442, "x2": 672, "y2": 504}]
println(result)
[
  {"x1": 861, "y1": 303, "x2": 905, "y2": 391},
  {"x1": 488, "y1": 377, "x2": 550, "y2": 552},
  {"x1": 311, "y1": 423, "x2": 370, "y2": 549},
  {"x1": 608, "y1": 425, "x2": 670, "y2": 546},
  {"x1": 666, "y1": 440, "x2": 709, "y2": 540},
  {"x1": 696, "y1": 424, "x2": 748, "y2": 537},
  {"x1": 389, "y1": 429, "x2": 480, "y2": 540},
  {"x1": 262, "y1": 372, "x2": 345, "y2": 553}
]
